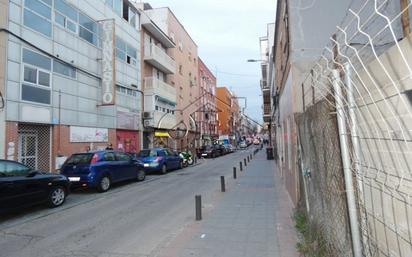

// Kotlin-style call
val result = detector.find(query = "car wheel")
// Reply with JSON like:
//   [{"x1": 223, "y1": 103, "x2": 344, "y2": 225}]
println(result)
[
  {"x1": 187, "y1": 158, "x2": 194, "y2": 165},
  {"x1": 136, "y1": 169, "x2": 146, "y2": 181},
  {"x1": 97, "y1": 175, "x2": 111, "y2": 192},
  {"x1": 179, "y1": 161, "x2": 184, "y2": 169},
  {"x1": 48, "y1": 186, "x2": 66, "y2": 208},
  {"x1": 161, "y1": 164, "x2": 167, "y2": 174}
]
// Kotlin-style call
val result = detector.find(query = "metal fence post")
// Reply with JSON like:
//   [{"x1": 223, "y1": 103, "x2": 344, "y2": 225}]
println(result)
[{"x1": 333, "y1": 69, "x2": 362, "y2": 257}]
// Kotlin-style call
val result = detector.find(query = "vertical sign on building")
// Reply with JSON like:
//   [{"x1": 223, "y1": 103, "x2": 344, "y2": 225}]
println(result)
[{"x1": 100, "y1": 19, "x2": 116, "y2": 105}]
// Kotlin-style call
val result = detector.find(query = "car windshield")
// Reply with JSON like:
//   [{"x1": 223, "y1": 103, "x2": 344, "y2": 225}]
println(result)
[
  {"x1": 138, "y1": 150, "x2": 157, "y2": 157},
  {"x1": 65, "y1": 153, "x2": 93, "y2": 165},
  {"x1": 201, "y1": 146, "x2": 212, "y2": 150}
]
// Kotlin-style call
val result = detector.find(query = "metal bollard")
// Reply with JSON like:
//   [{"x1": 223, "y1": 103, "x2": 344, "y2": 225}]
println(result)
[
  {"x1": 247, "y1": 156, "x2": 250, "y2": 162},
  {"x1": 220, "y1": 176, "x2": 226, "y2": 192},
  {"x1": 244, "y1": 158, "x2": 247, "y2": 167},
  {"x1": 233, "y1": 167, "x2": 237, "y2": 179},
  {"x1": 195, "y1": 195, "x2": 202, "y2": 220},
  {"x1": 240, "y1": 162, "x2": 243, "y2": 171}
]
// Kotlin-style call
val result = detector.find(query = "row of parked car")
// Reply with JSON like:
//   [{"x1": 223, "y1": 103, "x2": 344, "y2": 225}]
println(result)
[
  {"x1": 199, "y1": 144, "x2": 236, "y2": 158},
  {"x1": 0, "y1": 147, "x2": 200, "y2": 214}
]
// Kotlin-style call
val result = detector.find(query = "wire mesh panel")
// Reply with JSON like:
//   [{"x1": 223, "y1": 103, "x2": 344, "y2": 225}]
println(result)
[
  {"x1": 296, "y1": 100, "x2": 354, "y2": 257},
  {"x1": 296, "y1": 0, "x2": 412, "y2": 256},
  {"x1": 18, "y1": 124, "x2": 51, "y2": 171}
]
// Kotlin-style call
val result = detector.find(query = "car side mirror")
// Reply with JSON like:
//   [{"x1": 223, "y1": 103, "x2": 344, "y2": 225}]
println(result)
[{"x1": 26, "y1": 170, "x2": 37, "y2": 177}]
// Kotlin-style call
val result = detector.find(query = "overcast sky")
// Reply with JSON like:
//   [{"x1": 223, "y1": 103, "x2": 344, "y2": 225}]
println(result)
[{"x1": 144, "y1": 0, "x2": 276, "y2": 123}]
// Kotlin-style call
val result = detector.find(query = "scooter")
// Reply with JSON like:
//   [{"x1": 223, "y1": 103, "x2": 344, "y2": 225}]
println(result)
[{"x1": 179, "y1": 151, "x2": 194, "y2": 167}]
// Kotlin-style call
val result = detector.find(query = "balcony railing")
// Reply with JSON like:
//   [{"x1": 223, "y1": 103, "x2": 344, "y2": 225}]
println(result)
[
  {"x1": 260, "y1": 79, "x2": 270, "y2": 91},
  {"x1": 144, "y1": 77, "x2": 176, "y2": 104},
  {"x1": 144, "y1": 43, "x2": 176, "y2": 74}
]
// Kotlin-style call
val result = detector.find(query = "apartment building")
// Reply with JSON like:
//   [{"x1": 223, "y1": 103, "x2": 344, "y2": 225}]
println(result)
[
  {"x1": 137, "y1": 5, "x2": 176, "y2": 149},
  {"x1": 196, "y1": 58, "x2": 217, "y2": 146},
  {"x1": 230, "y1": 92, "x2": 241, "y2": 142},
  {"x1": 140, "y1": 5, "x2": 199, "y2": 151},
  {"x1": 0, "y1": 0, "x2": 142, "y2": 170},
  {"x1": 216, "y1": 86, "x2": 239, "y2": 144}
]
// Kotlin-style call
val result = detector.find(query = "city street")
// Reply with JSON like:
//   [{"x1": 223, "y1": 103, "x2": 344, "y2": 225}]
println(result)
[{"x1": 0, "y1": 147, "x2": 297, "y2": 257}]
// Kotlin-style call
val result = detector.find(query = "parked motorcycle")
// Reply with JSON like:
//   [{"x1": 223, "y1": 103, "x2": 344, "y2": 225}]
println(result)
[{"x1": 179, "y1": 151, "x2": 194, "y2": 167}]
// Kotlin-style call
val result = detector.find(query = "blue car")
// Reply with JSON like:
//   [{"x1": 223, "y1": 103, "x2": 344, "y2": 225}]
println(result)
[
  {"x1": 134, "y1": 148, "x2": 183, "y2": 174},
  {"x1": 61, "y1": 150, "x2": 145, "y2": 192}
]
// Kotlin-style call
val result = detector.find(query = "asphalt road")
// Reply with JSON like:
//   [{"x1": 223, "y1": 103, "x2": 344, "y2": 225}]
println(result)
[{"x1": 0, "y1": 148, "x2": 256, "y2": 257}]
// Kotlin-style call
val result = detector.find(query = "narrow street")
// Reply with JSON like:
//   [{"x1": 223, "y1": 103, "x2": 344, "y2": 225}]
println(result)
[{"x1": 0, "y1": 147, "x2": 294, "y2": 257}]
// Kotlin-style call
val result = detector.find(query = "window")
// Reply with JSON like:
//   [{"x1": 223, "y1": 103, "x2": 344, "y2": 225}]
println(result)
[
  {"x1": 116, "y1": 85, "x2": 137, "y2": 97},
  {"x1": 23, "y1": 48, "x2": 51, "y2": 70},
  {"x1": 78, "y1": 13, "x2": 99, "y2": 46},
  {"x1": 23, "y1": 66, "x2": 51, "y2": 88},
  {"x1": 21, "y1": 49, "x2": 52, "y2": 105},
  {"x1": 22, "y1": 84, "x2": 51, "y2": 104},
  {"x1": 23, "y1": 7, "x2": 52, "y2": 37},
  {"x1": 106, "y1": 0, "x2": 122, "y2": 17},
  {"x1": 0, "y1": 161, "x2": 31, "y2": 177},
  {"x1": 25, "y1": 0, "x2": 51, "y2": 19},
  {"x1": 54, "y1": 0, "x2": 78, "y2": 34},
  {"x1": 115, "y1": 36, "x2": 137, "y2": 65},
  {"x1": 129, "y1": 8, "x2": 137, "y2": 27},
  {"x1": 114, "y1": 0, "x2": 122, "y2": 16},
  {"x1": 53, "y1": 60, "x2": 76, "y2": 78},
  {"x1": 115, "y1": 152, "x2": 130, "y2": 162},
  {"x1": 157, "y1": 150, "x2": 167, "y2": 157},
  {"x1": 38, "y1": 71, "x2": 50, "y2": 86},
  {"x1": 103, "y1": 152, "x2": 116, "y2": 161}
]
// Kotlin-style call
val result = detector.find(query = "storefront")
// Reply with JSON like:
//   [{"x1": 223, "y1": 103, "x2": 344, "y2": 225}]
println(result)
[{"x1": 116, "y1": 130, "x2": 140, "y2": 153}]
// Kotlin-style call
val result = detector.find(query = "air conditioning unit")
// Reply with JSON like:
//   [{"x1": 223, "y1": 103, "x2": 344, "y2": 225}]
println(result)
[
  {"x1": 144, "y1": 119, "x2": 153, "y2": 128},
  {"x1": 143, "y1": 112, "x2": 152, "y2": 119}
]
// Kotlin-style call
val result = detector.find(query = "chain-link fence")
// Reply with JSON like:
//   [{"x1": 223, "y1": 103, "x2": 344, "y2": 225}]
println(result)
[
  {"x1": 296, "y1": 100, "x2": 353, "y2": 257},
  {"x1": 296, "y1": 0, "x2": 412, "y2": 256}
]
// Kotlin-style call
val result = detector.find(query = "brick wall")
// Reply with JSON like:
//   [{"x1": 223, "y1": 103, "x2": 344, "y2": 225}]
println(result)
[
  {"x1": 5, "y1": 121, "x2": 18, "y2": 160},
  {"x1": 51, "y1": 125, "x2": 116, "y2": 171}
]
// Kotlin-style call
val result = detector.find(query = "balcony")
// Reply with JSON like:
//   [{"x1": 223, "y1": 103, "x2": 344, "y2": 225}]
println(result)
[
  {"x1": 260, "y1": 79, "x2": 270, "y2": 92},
  {"x1": 144, "y1": 43, "x2": 176, "y2": 74},
  {"x1": 144, "y1": 77, "x2": 176, "y2": 104}
]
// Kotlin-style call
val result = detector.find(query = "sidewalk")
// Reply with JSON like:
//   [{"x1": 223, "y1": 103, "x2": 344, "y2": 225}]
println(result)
[{"x1": 156, "y1": 150, "x2": 300, "y2": 257}]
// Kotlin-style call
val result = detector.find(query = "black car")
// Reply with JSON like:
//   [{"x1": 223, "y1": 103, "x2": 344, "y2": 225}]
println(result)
[
  {"x1": 200, "y1": 145, "x2": 225, "y2": 158},
  {"x1": 0, "y1": 160, "x2": 70, "y2": 213}
]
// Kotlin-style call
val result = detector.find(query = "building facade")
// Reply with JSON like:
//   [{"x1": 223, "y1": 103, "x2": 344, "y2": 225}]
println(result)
[
  {"x1": 142, "y1": 6, "x2": 199, "y2": 152},
  {"x1": 216, "y1": 86, "x2": 239, "y2": 144},
  {"x1": 1, "y1": 0, "x2": 142, "y2": 170},
  {"x1": 196, "y1": 58, "x2": 217, "y2": 146},
  {"x1": 138, "y1": 6, "x2": 176, "y2": 149}
]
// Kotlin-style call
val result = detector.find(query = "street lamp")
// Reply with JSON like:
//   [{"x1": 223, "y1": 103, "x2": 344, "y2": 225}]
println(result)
[{"x1": 247, "y1": 59, "x2": 264, "y2": 62}]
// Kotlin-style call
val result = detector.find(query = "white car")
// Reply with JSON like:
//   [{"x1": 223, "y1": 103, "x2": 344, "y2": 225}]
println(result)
[{"x1": 239, "y1": 141, "x2": 247, "y2": 148}]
